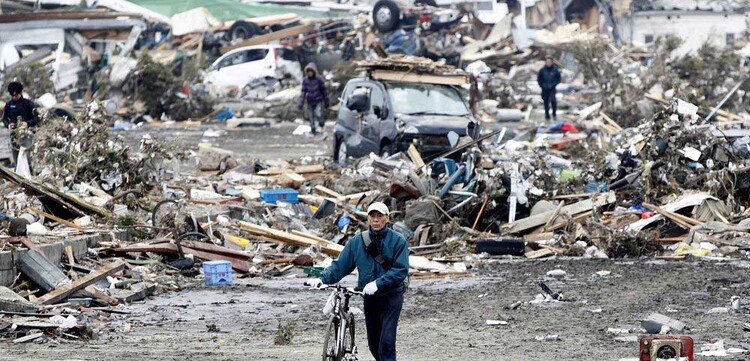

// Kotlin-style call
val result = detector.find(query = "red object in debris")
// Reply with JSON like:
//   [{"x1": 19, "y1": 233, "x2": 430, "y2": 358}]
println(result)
[
  {"x1": 639, "y1": 335, "x2": 693, "y2": 361},
  {"x1": 561, "y1": 123, "x2": 579, "y2": 133},
  {"x1": 641, "y1": 212, "x2": 654, "y2": 219}
]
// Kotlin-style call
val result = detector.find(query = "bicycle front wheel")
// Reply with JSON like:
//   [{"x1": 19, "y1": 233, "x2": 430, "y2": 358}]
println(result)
[
  {"x1": 322, "y1": 316, "x2": 340, "y2": 361},
  {"x1": 343, "y1": 312, "x2": 355, "y2": 354}
]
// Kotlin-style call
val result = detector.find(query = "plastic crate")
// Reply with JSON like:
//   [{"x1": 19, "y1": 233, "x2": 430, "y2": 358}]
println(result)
[
  {"x1": 259, "y1": 188, "x2": 299, "y2": 204},
  {"x1": 202, "y1": 260, "x2": 233, "y2": 286}
]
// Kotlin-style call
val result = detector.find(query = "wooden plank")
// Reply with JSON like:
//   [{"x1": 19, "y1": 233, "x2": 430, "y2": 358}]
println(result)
[
  {"x1": 64, "y1": 245, "x2": 75, "y2": 265},
  {"x1": 179, "y1": 241, "x2": 251, "y2": 259},
  {"x1": 259, "y1": 257, "x2": 296, "y2": 265},
  {"x1": 290, "y1": 230, "x2": 328, "y2": 243},
  {"x1": 294, "y1": 164, "x2": 325, "y2": 174},
  {"x1": 599, "y1": 111, "x2": 623, "y2": 132},
  {"x1": 407, "y1": 144, "x2": 425, "y2": 168},
  {"x1": 83, "y1": 285, "x2": 118, "y2": 305},
  {"x1": 523, "y1": 232, "x2": 555, "y2": 242},
  {"x1": 544, "y1": 201, "x2": 566, "y2": 229},
  {"x1": 545, "y1": 211, "x2": 594, "y2": 232},
  {"x1": 525, "y1": 249, "x2": 555, "y2": 259},
  {"x1": 258, "y1": 164, "x2": 324, "y2": 176},
  {"x1": 240, "y1": 221, "x2": 344, "y2": 256},
  {"x1": 113, "y1": 242, "x2": 250, "y2": 272},
  {"x1": 643, "y1": 203, "x2": 702, "y2": 226},
  {"x1": 27, "y1": 202, "x2": 84, "y2": 231},
  {"x1": 220, "y1": 24, "x2": 314, "y2": 54},
  {"x1": 314, "y1": 185, "x2": 345, "y2": 199},
  {"x1": 13, "y1": 333, "x2": 44, "y2": 343},
  {"x1": 504, "y1": 192, "x2": 615, "y2": 234},
  {"x1": 281, "y1": 172, "x2": 305, "y2": 184},
  {"x1": 35, "y1": 260, "x2": 126, "y2": 305},
  {"x1": 370, "y1": 70, "x2": 469, "y2": 86}
]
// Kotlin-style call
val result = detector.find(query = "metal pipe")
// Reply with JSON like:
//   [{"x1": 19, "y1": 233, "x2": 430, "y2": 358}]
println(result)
[{"x1": 705, "y1": 77, "x2": 748, "y2": 122}]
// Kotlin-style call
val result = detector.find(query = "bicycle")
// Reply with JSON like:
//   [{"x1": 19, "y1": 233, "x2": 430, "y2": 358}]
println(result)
[{"x1": 306, "y1": 282, "x2": 362, "y2": 361}]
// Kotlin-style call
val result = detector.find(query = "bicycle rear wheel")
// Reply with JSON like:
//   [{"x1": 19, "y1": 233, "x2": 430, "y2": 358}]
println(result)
[{"x1": 322, "y1": 316, "x2": 340, "y2": 361}]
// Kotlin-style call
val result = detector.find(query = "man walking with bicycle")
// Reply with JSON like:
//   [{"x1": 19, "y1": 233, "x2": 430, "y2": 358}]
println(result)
[{"x1": 309, "y1": 202, "x2": 409, "y2": 361}]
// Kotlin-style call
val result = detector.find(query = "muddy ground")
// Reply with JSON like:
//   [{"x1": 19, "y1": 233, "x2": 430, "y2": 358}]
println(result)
[
  {"x1": 119, "y1": 121, "x2": 333, "y2": 163},
  {"x1": 3, "y1": 259, "x2": 750, "y2": 360}
]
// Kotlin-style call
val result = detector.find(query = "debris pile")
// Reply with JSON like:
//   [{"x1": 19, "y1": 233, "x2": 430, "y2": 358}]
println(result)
[{"x1": 1, "y1": 0, "x2": 750, "y2": 348}]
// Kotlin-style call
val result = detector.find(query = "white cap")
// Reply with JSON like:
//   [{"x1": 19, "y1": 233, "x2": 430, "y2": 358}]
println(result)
[{"x1": 366, "y1": 202, "x2": 389, "y2": 216}]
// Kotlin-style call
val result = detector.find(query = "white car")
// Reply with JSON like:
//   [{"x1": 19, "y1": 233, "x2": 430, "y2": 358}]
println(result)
[{"x1": 203, "y1": 45, "x2": 302, "y2": 90}]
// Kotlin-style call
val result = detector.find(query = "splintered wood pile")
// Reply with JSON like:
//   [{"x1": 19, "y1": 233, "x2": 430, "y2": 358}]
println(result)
[
  {"x1": 357, "y1": 55, "x2": 471, "y2": 85},
  {"x1": 356, "y1": 55, "x2": 463, "y2": 75}
]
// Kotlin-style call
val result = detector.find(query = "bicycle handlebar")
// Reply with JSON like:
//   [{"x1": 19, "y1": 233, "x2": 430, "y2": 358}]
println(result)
[{"x1": 304, "y1": 281, "x2": 363, "y2": 295}]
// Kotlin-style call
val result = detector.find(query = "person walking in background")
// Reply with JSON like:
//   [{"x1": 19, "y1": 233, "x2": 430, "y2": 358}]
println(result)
[
  {"x1": 537, "y1": 56, "x2": 561, "y2": 121},
  {"x1": 298, "y1": 63, "x2": 330, "y2": 135}
]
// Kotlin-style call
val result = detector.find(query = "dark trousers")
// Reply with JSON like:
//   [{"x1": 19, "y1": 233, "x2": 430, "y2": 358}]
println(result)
[
  {"x1": 305, "y1": 103, "x2": 324, "y2": 134},
  {"x1": 363, "y1": 291, "x2": 403, "y2": 361},
  {"x1": 542, "y1": 88, "x2": 557, "y2": 119}
]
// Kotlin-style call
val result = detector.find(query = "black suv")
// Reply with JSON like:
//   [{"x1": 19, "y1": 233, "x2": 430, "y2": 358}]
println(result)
[{"x1": 333, "y1": 77, "x2": 480, "y2": 163}]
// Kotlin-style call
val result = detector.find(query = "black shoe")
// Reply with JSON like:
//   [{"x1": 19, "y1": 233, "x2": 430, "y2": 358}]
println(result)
[{"x1": 545, "y1": 115, "x2": 550, "y2": 121}]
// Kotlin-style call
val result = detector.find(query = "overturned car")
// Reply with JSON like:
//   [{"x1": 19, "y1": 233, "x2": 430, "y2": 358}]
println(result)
[{"x1": 333, "y1": 57, "x2": 480, "y2": 163}]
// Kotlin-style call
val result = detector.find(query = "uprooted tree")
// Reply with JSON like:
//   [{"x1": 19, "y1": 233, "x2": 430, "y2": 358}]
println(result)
[
  {"x1": 570, "y1": 36, "x2": 748, "y2": 128},
  {"x1": 123, "y1": 53, "x2": 214, "y2": 120},
  {"x1": 29, "y1": 102, "x2": 185, "y2": 195}
]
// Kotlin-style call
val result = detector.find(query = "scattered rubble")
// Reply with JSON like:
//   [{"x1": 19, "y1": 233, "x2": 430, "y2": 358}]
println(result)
[{"x1": 0, "y1": 0, "x2": 749, "y2": 356}]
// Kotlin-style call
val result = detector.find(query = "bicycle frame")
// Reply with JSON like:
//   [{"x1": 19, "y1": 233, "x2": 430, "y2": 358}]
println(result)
[
  {"x1": 319, "y1": 285, "x2": 361, "y2": 361},
  {"x1": 333, "y1": 287, "x2": 353, "y2": 355}
]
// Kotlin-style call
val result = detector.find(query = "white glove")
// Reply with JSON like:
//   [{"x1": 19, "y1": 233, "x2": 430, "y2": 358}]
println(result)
[
  {"x1": 363, "y1": 281, "x2": 378, "y2": 295},
  {"x1": 307, "y1": 278, "x2": 323, "y2": 288}
]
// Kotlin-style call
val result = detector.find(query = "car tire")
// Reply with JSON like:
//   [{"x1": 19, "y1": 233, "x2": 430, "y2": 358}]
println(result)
[
  {"x1": 380, "y1": 141, "x2": 395, "y2": 157},
  {"x1": 334, "y1": 136, "x2": 348, "y2": 165},
  {"x1": 414, "y1": 0, "x2": 437, "y2": 6},
  {"x1": 373, "y1": 0, "x2": 401, "y2": 33},
  {"x1": 229, "y1": 21, "x2": 262, "y2": 41}
]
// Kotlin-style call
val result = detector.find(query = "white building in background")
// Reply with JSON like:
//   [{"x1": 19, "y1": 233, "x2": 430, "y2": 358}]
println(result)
[{"x1": 619, "y1": 1, "x2": 749, "y2": 55}]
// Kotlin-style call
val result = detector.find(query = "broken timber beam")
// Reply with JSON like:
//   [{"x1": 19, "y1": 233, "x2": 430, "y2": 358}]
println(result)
[
  {"x1": 504, "y1": 192, "x2": 616, "y2": 234},
  {"x1": 27, "y1": 207, "x2": 84, "y2": 231},
  {"x1": 314, "y1": 185, "x2": 345, "y2": 199},
  {"x1": 220, "y1": 24, "x2": 314, "y2": 54},
  {"x1": 239, "y1": 221, "x2": 344, "y2": 256},
  {"x1": 35, "y1": 260, "x2": 126, "y2": 305}
]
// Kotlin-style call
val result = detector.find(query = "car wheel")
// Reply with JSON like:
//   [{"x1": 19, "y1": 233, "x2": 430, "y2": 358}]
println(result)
[
  {"x1": 380, "y1": 142, "x2": 395, "y2": 157},
  {"x1": 373, "y1": 0, "x2": 401, "y2": 33},
  {"x1": 335, "y1": 137, "x2": 348, "y2": 165},
  {"x1": 414, "y1": 0, "x2": 437, "y2": 6},
  {"x1": 229, "y1": 21, "x2": 261, "y2": 41}
]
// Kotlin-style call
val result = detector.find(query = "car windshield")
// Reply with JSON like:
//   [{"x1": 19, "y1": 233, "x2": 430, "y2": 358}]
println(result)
[{"x1": 385, "y1": 83, "x2": 470, "y2": 116}]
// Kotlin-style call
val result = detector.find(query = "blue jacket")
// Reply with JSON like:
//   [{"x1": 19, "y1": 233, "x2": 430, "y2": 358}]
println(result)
[
  {"x1": 320, "y1": 227, "x2": 409, "y2": 297},
  {"x1": 298, "y1": 63, "x2": 330, "y2": 109},
  {"x1": 537, "y1": 65, "x2": 561, "y2": 91}
]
